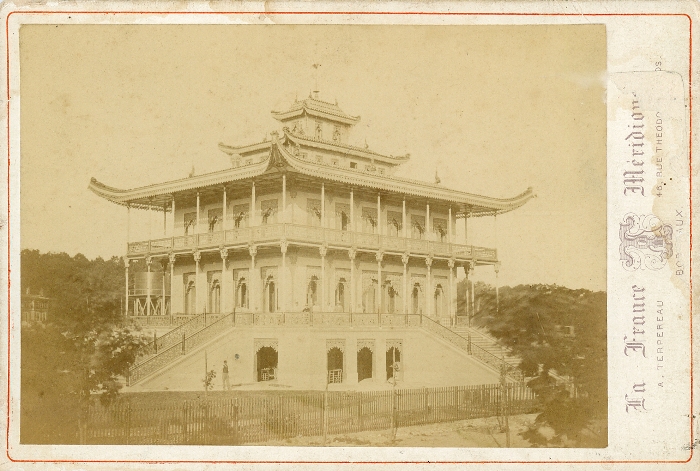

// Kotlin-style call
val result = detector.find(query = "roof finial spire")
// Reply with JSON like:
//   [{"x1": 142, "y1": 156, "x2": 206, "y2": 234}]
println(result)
[
  {"x1": 434, "y1": 168, "x2": 441, "y2": 185},
  {"x1": 312, "y1": 63, "x2": 321, "y2": 99}
]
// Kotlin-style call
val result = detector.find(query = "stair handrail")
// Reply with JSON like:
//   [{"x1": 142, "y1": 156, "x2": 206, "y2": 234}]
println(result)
[
  {"x1": 453, "y1": 322, "x2": 503, "y2": 346},
  {"x1": 137, "y1": 312, "x2": 211, "y2": 358},
  {"x1": 128, "y1": 312, "x2": 234, "y2": 385},
  {"x1": 420, "y1": 315, "x2": 522, "y2": 381}
]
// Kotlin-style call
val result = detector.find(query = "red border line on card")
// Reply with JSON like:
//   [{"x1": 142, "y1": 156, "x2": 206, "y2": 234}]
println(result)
[{"x1": 4, "y1": 9, "x2": 694, "y2": 465}]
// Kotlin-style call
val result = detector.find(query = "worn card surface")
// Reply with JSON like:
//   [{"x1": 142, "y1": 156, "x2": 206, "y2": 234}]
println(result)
[{"x1": 0, "y1": 1, "x2": 697, "y2": 469}]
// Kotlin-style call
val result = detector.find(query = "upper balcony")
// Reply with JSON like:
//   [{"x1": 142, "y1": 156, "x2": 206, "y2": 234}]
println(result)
[{"x1": 127, "y1": 223, "x2": 497, "y2": 262}]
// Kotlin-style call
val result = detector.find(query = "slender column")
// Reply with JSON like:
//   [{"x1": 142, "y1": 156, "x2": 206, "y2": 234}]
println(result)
[
  {"x1": 171, "y1": 198, "x2": 176, "y2": 237},
  {"x1": 320, "y1": 244, "x2": 328, "y2": 311},
  {"x1": 448, "y1": 258, "x2": 456, "y2": 325},
  {"x1": 149, "y1": 202, "x2": 153, "y2": 242},
  {"x1": 470, "y1": 269, "x2": 475, "y2": 322},
  {"x1": 196, "y1": 192, "x2": 200, "y2": 234},
  {"x1": 321, "y1": 182, "x2": 326, "y2": 228},
  {"x1": 448, "y1": 207, "x2": 452, "y2": 244},
  {"x1": 222, "y1": 186, "x2": 227, "y2": 231},
  {"x1": 425, "y1": 256, "x2": 433, "y2": 318},
  {"x1": 282, "y1": 174, "x2": 287, "y2": 224},
  {"x1": 495, "y1": 262, "x2": 501, "y2": 313},
  {"x1": 348, "y1": 248, "x2": 357, "y2": 314},
  {"x1": 248, "y1": 245, "x2": 257, "y2": 312},
  {"x1": 251, "y1": 182, "x2": 256, "y2": 226},
  {"x1": 465, "y1": 211, "x2": 470, "y2": 245},
  {"x1": 163, "y1": 204, "x2": 167, "y2": 236},
  {"x1": 146, "y1": 256, "x2": 152, "y2": 316},
  {"x1": 220, "y1": 248, "x2": 228, "y2": 314},
  {"x1": 280, "y1": 240, "x2": 288, "y2": 311},
  {"x1": 376, "y1": 251, "x2": 384, "y2": 314},
  {"x1": 124, "y1": 259, "x2": 129, "y2": 317},
  {"x1": 377, "y1": 193, "x2": 381, "y2": 236},
  {"x1": 494, "y1": 212, "x2": 498, "y2": 253},
  {"x1": 193, "y1": 250, "x2": 201, "y2": 314},
  {"x1": 168, "y1": 253, "x2": 175, "y2": 316},
  {"x1": 161, "y1": 261, "x2": 166, "y2": 316},
  {"x1": 401, "y1": 253, "x2": 409, "y2": 315},
  {"x1": 350, "y1": 188, "x2": 355, "y2": 232},
  {"x1": 402, "y1": 198, "x2": 407, "y2": 238},
  {"x1": 426, "y1": 202, "x2": 430, "y2": 241},
  {"x1": 126, "y1": 204, "x2": 131, "y2": 244}
]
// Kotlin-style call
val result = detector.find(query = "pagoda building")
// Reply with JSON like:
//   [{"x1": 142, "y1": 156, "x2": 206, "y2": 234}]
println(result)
[{"x1": 89, "y1": 93, "x2": 534, "y2": 389}]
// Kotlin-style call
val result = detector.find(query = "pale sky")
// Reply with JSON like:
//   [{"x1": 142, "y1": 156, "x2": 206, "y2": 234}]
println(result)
[{"x1": 19, "y1": 24, "x2": 606, "y2": 291}]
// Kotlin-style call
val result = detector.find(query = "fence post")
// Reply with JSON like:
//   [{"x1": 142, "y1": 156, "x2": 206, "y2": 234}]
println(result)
[
  {"x1": 468, "y1": 334, "x2": 472, "y2": 354},
  {"x1": 233, "y1": 403, "x2": 239, "y2": 445},
  {"x1": 322, "y1": 386, "x2": 328, "y2": 445},
  {"x1": 182, "y1": 331, "x2": 186, "y2": 355},
  {"x1": 126, "y1": 403, "x2": 131, "y2": 445},
  {"x1": 357, "y1": 393, "x2": 363, "y2": 431}
]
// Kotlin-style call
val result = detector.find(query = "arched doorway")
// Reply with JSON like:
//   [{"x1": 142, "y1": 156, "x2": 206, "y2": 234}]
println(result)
[
  {"x1": 307, "y1": 276, "x2": 318, "y2": 310},
  {"x1": 256, "y1": 346, "x2": 278, "y2": 381},
  {"x1": 386, "y1": 346, "x2": 402, "y2": 381},
  {"x1": 434, "y1": 284, "x2": 444, "y2": 318},
  {"x1": 327, "y1": 347, "x2": 344, "y2": 383},
  {"x1": 357, "y1": 347, "x2": 373, "y2": 382}
]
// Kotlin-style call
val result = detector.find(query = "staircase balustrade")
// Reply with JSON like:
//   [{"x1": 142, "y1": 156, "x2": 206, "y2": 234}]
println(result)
[
  {"x1": 126, "y1": 310, "x2": 520, "y2": 386},
  {"x1": 420, "y1": 315, "x2": 522, "y2": 381},
  {"x1": 128, "y1": 313, "x2": 235, "y2": 385}
]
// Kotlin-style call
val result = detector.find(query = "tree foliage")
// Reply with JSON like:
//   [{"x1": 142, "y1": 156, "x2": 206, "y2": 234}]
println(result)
[
  {"x1": 459, "y1": 281, "x2": 607, "y2": 446},
  {"x1": 20, "y1": 250, "x2": 148, "y2": 444}
]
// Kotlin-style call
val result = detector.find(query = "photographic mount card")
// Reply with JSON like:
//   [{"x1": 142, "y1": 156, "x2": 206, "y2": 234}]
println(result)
[{"x1": 0, "y1": 1, "x2": 697, "y2": 469}]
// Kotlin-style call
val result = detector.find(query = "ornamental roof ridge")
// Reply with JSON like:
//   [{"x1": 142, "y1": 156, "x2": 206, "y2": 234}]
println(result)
[
  {"x1": 272, "y1": 96, "x2": 360, "y2": 123},
  {"x1": 284, "y1": 128, "x2": 409, "y2": 162}
]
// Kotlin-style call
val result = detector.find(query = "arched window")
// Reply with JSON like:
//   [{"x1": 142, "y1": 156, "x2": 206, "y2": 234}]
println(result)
[
  {"x1": 209, "y1": 280, "x2": 221, "y2": 313},
  {"x1": 264, "y1": 275, "x2": 277, "y2": 313},
  {"x1": 386, "y1": 284, "x2": 397, "y2": 314},
  {"x1": 307, "y1": 276, "x2": 318, "y2": 309},
  {"x1": 363, "y1": 278, "x2": 378, "y2": 313},
  {"x1": 434, "y1": 284, "x2": 444, "y2": 318},
  {"x1": 335, "y1": 278, "x2": 346, "y2": 312},
  {"x1": 411, "y1": 283, "x2": 422, "y2": 315},
  {"x1": 236, "y1": 278, "x2": 248, "y2": 308},
  {"x1": 185, "y1": 280, "x2": 196, "y2": 315}
]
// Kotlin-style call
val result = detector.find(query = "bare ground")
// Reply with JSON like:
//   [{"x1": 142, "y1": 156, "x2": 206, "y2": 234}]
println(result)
[{"x1": 264, "y1": 413, "x2": 540, "y2": 447}]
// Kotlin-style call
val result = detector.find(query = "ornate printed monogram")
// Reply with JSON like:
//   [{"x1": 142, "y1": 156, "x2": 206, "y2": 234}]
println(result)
[{"x1": 619, "y1": 213, "x2": 673, "y2": 271}]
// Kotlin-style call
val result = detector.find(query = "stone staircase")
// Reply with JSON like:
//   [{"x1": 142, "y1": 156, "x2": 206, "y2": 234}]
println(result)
[
  {"x1": 451, "y1": 324, "x2": 522, "y2": 371},
  {"x1": 127, "y1": 313, "x2": 236, "y2": 385}
]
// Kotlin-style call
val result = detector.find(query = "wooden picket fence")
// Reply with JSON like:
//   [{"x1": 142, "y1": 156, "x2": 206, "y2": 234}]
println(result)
[{"x1": 86, "y1": 383, "x2": 537, "y2": 445}]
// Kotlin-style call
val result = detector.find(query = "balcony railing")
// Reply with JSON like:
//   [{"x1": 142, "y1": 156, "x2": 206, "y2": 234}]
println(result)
[{"x1": 127, "y1": 224, "x2": 497, "y2": 261}]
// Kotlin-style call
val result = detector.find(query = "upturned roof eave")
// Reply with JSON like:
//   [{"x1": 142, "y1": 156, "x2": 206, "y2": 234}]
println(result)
[
  {"x1": 218, "y1": 141, "x2": 272, "y2": 156},
  {"x1": 89, "y1": 140, "x2": 534, "y2": 215}
]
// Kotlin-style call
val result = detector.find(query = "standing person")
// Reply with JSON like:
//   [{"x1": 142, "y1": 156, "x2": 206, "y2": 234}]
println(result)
[{"x1": 222, "y1": 360, "x2": 230, "y2": 391}]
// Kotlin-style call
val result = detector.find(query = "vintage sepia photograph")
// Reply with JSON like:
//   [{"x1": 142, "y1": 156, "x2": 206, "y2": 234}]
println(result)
[{"x1": 18, "y1": 24, "x2": 607, "y2": 448}]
